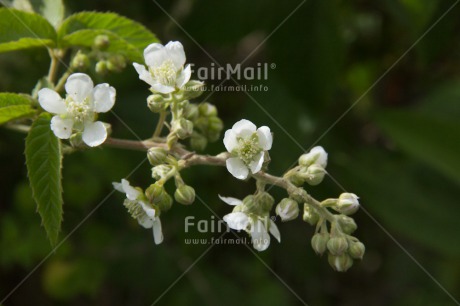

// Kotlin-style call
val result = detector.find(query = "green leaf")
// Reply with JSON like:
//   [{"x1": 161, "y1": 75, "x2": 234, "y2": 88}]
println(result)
[
  {"x1": 58, "y1": 12, "x2": 159, "y2": 62},
  {"x1": 25, "y1": 113, "x2": 63, "y2": 246},
  {"x1": 39, "y1": 0, "x2": 65, "y2": 28},
  {"x1": 0, "y1": 8, "x2": 56, "y2": 53},
  {"x1": 376, "y1": 110, "x2": 460, "y2": 184},
  {"x1": 0, "y1": 93, "x2": 37, "y2": 124}
]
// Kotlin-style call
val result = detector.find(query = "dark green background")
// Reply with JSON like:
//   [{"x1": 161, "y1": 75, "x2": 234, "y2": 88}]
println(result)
[{"x1": 1, "y1": 0, "x2": 460, "y2": 305}]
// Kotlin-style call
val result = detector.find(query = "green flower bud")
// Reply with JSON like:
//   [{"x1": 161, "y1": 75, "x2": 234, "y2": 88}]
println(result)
[
  {"x1": 95, "y1": 60, "x2": 109, "y2": 75},
  {"x1": 94, "y1": 35, "x2": 110, "y2": 50},
  {"x1": 207, "y1": 117, "x2": 223, "y2": 141},
  {"x1": 255, "y1": 192, "x2": 275, "y2": 213},
  {"x1": 241, "y1": 195, "x2": 258, "y2": 214},
  {"x1": 184, "y1": 103, "x2": 199, "y2": 120},
  {"x1": 336, "y1": 193, "x2": 360, "y2": 215},
  {"x1": 107, "y1": 54, "x2": 126, "y2": 72},
  {"x1": 190, "y1": 133, "x2": 207, "y2": 151},
  {"x1": 287, "y1": 173, "x2": 304, "y2": 186},
  {"x1": 303, "y1": 204, "x2": 320, "y2": 225},
  {"x1": 198, "y1": 102, "x2": 217, "y2": 117},
  {"x1": 328, "y1": 253, "x2": 353, "y2": 272},
  {"x1": 172, "y1": 118, "x2": 194, "y2": 139},
  {"x1": 183, "y1": 80, "x2": 205, "y2": 99},
  {"x1": 71, "y1": 52, "x2": 90, "y2": 71},
  {"x1": 298, "y1": 146, "x2": 328, "y2": 168},
  {"x1": 174, "y1": 185, "x2": 195, "y2": 205},
  {"x1": 348, "y1": 240, "x2": 365, "y2": 259},
  {"x1": 147, "y1": 94, "x2": 167, "y2": 113},
  {"x1": 302, "y1": 164, "x2": 325, "y2": 186},
  {"x1": 145, "y1": 183, "x2": 165, "y2": 204},
  {"x1": 158, "y1": 192, "x2": 173, "y2": 211},
  {"x1": 327, "y1": 236, "x2": 349, "y2": 255},
  {"x1": 337, "y1": 215, "x2": 357, "y2": 234},
  {"x1": 147, "y1": 147, "x2": 168, "y2": 166},
  {"x1": 311, "y1": 232, "x2": 330, "y2": 255},
  {"x1": 275, "y1": 198, "x2": 299, "y2": 222}
]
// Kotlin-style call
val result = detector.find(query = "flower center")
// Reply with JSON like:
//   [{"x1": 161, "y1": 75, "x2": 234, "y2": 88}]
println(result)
[
  {"x1": 151, "y1": 59, "x2": 177, "y2": 87},
  {"x1": 237, "y1": 135, "x2": 261, "y2": 165},
  {"x1": 123, "y1": 199, "x2": 146, "y2": 220},
  {"x1": 66, "y1": 96, "x2": 92, "y2": 123}
]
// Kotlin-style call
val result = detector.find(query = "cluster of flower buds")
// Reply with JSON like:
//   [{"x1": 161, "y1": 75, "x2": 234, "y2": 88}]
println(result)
[{"x1": 285, "y1": 146, "x2": 328, "y2": 186}]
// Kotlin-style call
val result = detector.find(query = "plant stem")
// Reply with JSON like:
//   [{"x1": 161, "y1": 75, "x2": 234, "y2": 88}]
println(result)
[
  {"x1": 47, "y1": 49, "x2": 60, "y2": 84},
  {"x1": 153, "y1": 110, "x2": 167, "y2": 139},
  {"x1": 55, "y1": 70, "x2": 72, "y2": 93}
]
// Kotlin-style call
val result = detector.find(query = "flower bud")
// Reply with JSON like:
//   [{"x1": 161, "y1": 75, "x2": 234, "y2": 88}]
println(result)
[
  {"x1": 198, "y1": 102, "x2": 217, "y2": 117},
  {"x1": 303, "y1": 204, "x2": 319, "y2": 225},
  {"x1": 328, "y1": 253, "x2": 353, "y2": 272},
  {"x1": 174, "y1": 185, "x2": 195, "y2": 205},
  {"x1": 336, "y1": 193, "x2": 360, "y2": 215},
  {"x1": 241, "y1": 195, "x2": 259, "y2": 214},
  {"x1": 190, "y1": 133, "x2": 207, "y2": 151},
  {"x1": 207, "y1": 117, "x2": 223, "y2": 142},
  {"x1": 158, "y1": 192, "x2": 173, "y2": 211},
  {"x1": 255, "y1": 192, "x2": 274, "y2": 213},
  {"x1": 152, "y1": 165, "x2": 173, "y2": 180},
  {"x1": 275, "y1": 198, "x2": 299, "y2": 222},
  {"x1": 298, "y1": 146, "x2": 328, "y2": 168},
  {"x1": 336, "y1": 215, "x2": 357, "y2": 234},
  {"x1": 184, "y1": 103, "x2": 199, "y2": 120},
  {"x1": 71, "y1": 52, "x2": 90, "y2": 71},
  {"x1": 107, "y1": 54, "x2": 126, "y2": 72},
  {"x1": 183, "y1": 80, "x2": 205, "y2": 99},
  {"x1": 327, "y1": 236, "x2": 348, "y2": 255},
  {"x1": 95, "y1": 60, "x2": 109, "y2": 75},
  {"x1": 147, "y1": 94, "x2": 167, "y2": 113},
  {"x1": 311, "y1": 232, "x2": 329, "y2": 255},
  {"x1": 147, "y1": 147, "x2": 168, "y2": 166},
  {"x1": 302, "y1": 164, "x2": 325, "y2": 186},
  {"x1": 172, "y1": 118, "x2": 194, "y2": 139},
  {"x1": 145, "y1": 183, "x2": 165, "y2": 203},
  {"x1": 287, "y1": 173, "x2": 304, "y2": 186},
  {"x1": 94, "y1": 35, "x2": 110, "y2": 50},
  {"x1": 348, "y1": 240, "x2": 365, "y2": 259}
]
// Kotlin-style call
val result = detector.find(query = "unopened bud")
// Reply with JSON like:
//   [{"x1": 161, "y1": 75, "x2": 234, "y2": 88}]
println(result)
[
  {"x1": 275, "y1": 198, "x2": 299, "y2": 222},
  {"x1": 147, "y1": 147, "x2": 168, "y2": 166},
  {"x1": 71, "y1": 52, "x2": 90, "y2": 71},
  {"x1": 348, "y1": 240, "x2": 365, "y2": 259},
  {"x1": 327, "y1": 236, "x2": 349, "y2": 255},
  {"x1": 207, "y1": 117, "x2": 223, "y2": 142},
  {"x1": 298, "y1": 146, "x2": 328, "y2": 168},
  {"x1": 255, "y1": 192, "x2": 274, "y2": 213},
  {"x1": 183, "y1": 80, "x2": 205, "y2": 99},
  {"x1": 241, "y1": 195, "x2": 259, "y2": 214},
  {"x1": 107, "y1": 54, "x2": 126, "y2": 72},
  {"x1": 198, "y1": 102, "x2": 217, "y2": 117},
  {"x1": 328, "y1": 253, "x2": 353, "y2": 272},
  {"x1": 95, "y1": 60, "x2": 109, "y2": 75},
  {"x1": 336, "y1": 193, "x2": 360, "y2": 215},
  {"x1": 302, "y1": 164, "x2": 326, "y2": 186},
  {"x1": 190, "y1": 133, "x2": 207, "y2": 151},
  {"x1": 174, "y1": 185, "x2": 195, "y2": 205},
  {"x1": 303, "y1": 204, "x2": 320, "y2": 225},
  {"x1": 337, "y1": 215, "x2": 357, "y2": 234},
  {"x1": 94, "y1": 35, "x2": 110, "y2": 50},
  {"x1": 147, "y1": 94, "x2": 167, "y2": 113},
  {"x1": 158, "y1": 192, "x2": 173, "y2": 211},
  {"x1": 172, "y1": 118, "x2": 193, "y2": 139},
  {"x1": 184, "y1": 103, "x2": 199, "y2": 120},
  {"x1": 311, "y1": 232, "x2": 330, "y2": 255},
  {"x1": 287, "y1": 173, "x2": 304, "y2": 186},
  {"x1": 145, "y1": 183, "x2": 165, "y2": 203}
]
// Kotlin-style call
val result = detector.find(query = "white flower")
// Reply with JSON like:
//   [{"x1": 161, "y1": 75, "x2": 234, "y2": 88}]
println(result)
[
  {"x1": 219, "y1": 195, "x2": 280, "y2": 251},
  {"x1": 113, "y1": 179, "x2": 163, "y2": 244},
  {"x1": 336, "y1": 193, "x2": 360, "y2": 215},
  {"x1": 133, "y1": 41, "x2": 191, "y2": 94},
  {"x1": 298, "y1": 146, "x2": 328, "y2": 168},
  {"x1": 37, "y1": 73, "x2": 115, "y2": 147},
  {"x1": 223, "y1": 119, "x2": 272, "y2": 180}
]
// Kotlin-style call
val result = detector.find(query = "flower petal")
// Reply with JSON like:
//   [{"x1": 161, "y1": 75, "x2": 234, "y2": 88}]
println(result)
[
  {"x1": 50, "y1": 116, "x2": 73, "y2": 139},
  {"x1": 82, "y1": 121, "x2": 107, "y2": 147},
  {"x1": 93, "y1": 83, "x2": 116, "y2": 113},
  {"x1": 138, "y1": 214, "x2": 154, "y2": 228},
  {"x1": 269, "y1": 219, "x2": 281, "y2": 243},
  {"x1": 226, "y1": 157, "x2": 249, "y2": 180},
  {"x1": 38, "y1": 88, "x2": 66, "y2": 114},
  {"x1": 165, "y1": 41, "x2": 186, "y2": 69},
  {"x1": 121, "y1": 179, "x2": 140, "y2": 200},
  {"x1": 218, "y1": 195, "x2": 243, "y2": 206},
  {"x1": 65, "y1": 73, "x2": 94, "y2": 102},
  {"x1": 176, "y1": 64, "x2": 191, "y2": 89},
  {"x1": 139, "y1": 201, "x2": 156, "y2": 218},
  {"x1": 250, "y1": 219, "x2": 270, "y2": 251},
  {"x1": 133, "y1": 63, "x2": 155, "y2": 87},
  {"x1": 257, "y1": 126, "x2": 272, "y2": 150},
  {"x1": 153, "y1": 218, "x2": 163, "y2": 244},
  {"x1": 232, "y1": 119, "x2": 256, "y2": 137},
  {"x1": 151, "y1": 83, "x2": 175, "y2": 94},
  {"x1": 223, "y1": 129, "x2": 238, "y2": 152},
  {"x1": 223, "y1": 212, "x2": 249, "y2": 230},
  {"x1": 248, "y1": 152, "x2": 264, "y2": 174},
  {"x1": 144, "y1": 43, "x2": 168, "y2": 68},
  {"x1": 310, "y1": 146, "x2": 328, "y2": 168}
]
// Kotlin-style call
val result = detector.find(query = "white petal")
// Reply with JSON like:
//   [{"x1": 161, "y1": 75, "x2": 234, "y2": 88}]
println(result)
[
  {"x1": 112, "y1": 182, "x2": 124, "y2": 193},
  {"x1": 226, "y1": 157, "x2": 249, "y2": 180},
  {"x1": 38, "y1": 88, "x2": 66, "y2": 114},
  {"x1": 223, "y1": 129, "x2": 238, "y2": 152},
  {"x1": 50, "y1": 116, "x2": 73, "y2": 139},
  {"x1": 82, "y1": 121, "x2": 107, "y2": 147},
  {"x1": 121, "y1": 179, "x2": 140, "y2": 200},
  {"x1": 250, "y1": 219, "x2": 270, "y2": 251},
  {"x1": 176, "y1": 64, "x2": 191, "y2": 89},
  {"x1": 133, "y1": 63, "x2": 155, "y2": 87},
  {"x1": 248, "y1": 152, "x2": 264, "y2": 174},
  {"x1": 138, "y1": 214, "x2": 154, "y2": 228},
  {"x1": 65, "y1": 73, "x2": 94, "y2": 102},
  {"x1": 269, "y1": 219, "x2": 281, "y2": 243},
  {"x1": 257, "y1": 126, "x2": 273, "y2": 151},
  {"x1": 165, "y1": 41, "x2": 186, "y2": 69},
  {"x1": 310, "y1": 146, "x2": 328, "y2": 168},
  {"x1": 144, "y1": 43, "x2": 168, "y2": 68},
  {"x1": 153, "y1": 218, "x2": 163, "y2": 244},
  {"x1": 223, "y1": 212, "x2": 249, "y2": 230},
  {"x1": 218, "y1": 195, "x2": 243, "y2": 206},
  {"x1": 139, "y1": 201, "x2": 156, "y2": 219},
  {"x1": 93, "y1": 83, "x2": 116, "y2": 113},
  {"x1": 232, "y1": 119, "x2": 256, "y2": 138},
  {"x1": 151, "y1": 83, "x2": 175, "y2": 94}
]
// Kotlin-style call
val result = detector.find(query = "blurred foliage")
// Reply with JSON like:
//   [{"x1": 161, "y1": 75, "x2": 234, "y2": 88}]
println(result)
[{"x1": 1, "y1": 0, "x2": 460, "y2": 305}]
